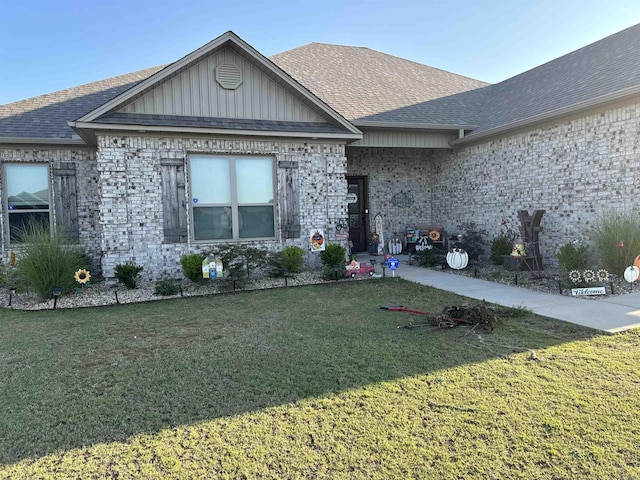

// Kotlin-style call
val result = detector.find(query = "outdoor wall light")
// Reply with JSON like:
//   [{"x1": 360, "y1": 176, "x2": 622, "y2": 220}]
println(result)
[{"x1": 8, "y1": 287, "x2": 16, "y2": 307}]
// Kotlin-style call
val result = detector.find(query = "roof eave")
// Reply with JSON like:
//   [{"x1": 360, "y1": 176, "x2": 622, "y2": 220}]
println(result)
[
  {"x1": 68, "y1": 121, "x2": 363, "y2": 142},
  {"x1": 353, "y1": 120, "x2": 478, "y2": 131},
  {"x1": 452, "y1": 85, "x2": 640, "y2": 146},
  {"x1": 0, "y1": 136, "x2": 87, "y2": 145}
]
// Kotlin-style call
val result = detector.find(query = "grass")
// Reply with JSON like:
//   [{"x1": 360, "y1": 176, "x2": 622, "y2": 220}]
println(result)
[{"x1": 1, "y1": 279, "x2": 639, "y2": 478}]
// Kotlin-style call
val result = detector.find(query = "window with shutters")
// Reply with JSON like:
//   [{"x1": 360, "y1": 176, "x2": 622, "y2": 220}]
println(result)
[
  {"x1": 4, "y1": 163, "x2": 51, "y2": 243},
  {"x1": 188, "y1": 155, "x2": 275, "y2": 241}
]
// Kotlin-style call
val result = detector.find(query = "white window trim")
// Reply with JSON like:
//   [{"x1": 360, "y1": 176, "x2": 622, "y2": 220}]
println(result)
[{"x1": 188, "y1": 154, "x2": 276, "y2": 243}]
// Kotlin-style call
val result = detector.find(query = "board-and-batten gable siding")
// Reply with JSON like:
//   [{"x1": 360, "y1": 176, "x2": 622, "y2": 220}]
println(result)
[
  {"x1": 350, "y1": 129, "x2": 456, "y2": 148},
  {"x1": 119, "y1": 47, "x2": 327, "y2": 123}
]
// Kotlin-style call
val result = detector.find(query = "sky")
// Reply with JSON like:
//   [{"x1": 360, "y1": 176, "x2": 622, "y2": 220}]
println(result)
[{"x1": 1, "y1": 0, "x2": 640, "y2": 105}]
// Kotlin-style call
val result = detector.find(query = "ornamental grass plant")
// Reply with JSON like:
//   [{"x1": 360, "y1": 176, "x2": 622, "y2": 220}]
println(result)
[
  {"x1": 590, "y1": 210, "x2": 640, "y2": 276},
  {"x1": 15, "y1": 221, "x2": 90, "y2": 299}
]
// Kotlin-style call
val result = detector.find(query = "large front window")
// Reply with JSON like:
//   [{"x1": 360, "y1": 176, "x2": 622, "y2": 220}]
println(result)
[
  {"x1": 189, "y1": 155, "x2": 275, "y2": 241},
  {"x1": 5, "y1": 163, "x2": 50, "y2": 243}
]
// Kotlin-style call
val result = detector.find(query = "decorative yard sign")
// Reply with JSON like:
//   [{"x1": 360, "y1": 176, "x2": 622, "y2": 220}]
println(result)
[
  {"x1": 309, "y1": 229, "x2": 326, "y2": 252},
  {"x1": 571, "y1": 287, "x2": 606, "y2": 296},
  {"x1": 386, "y1": 256, "x2": 399, "y2": 277}
]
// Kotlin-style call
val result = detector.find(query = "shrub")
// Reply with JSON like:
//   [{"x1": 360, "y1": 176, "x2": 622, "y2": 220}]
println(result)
[
  {"x1": 490, "y1": 235, "x2": 512, "y2": 265},
  {"x1": 413, "y1": 248, "x2": 439, "y2": 267},
  {"x1": 215, "y1": 244, "x2": 270, "y2": 278},
  {"x1": 181, "y1": 253, "x2": 204, "y2": 282},
  {"x1": 321, "y1": 264, "x2": 344, "y2": 281},
  {"x1": 556, "y1": 242, "x2": 589, "y2": 272},
  {"x1": 114, "y1": 263, "x2": 143, "y2": 289},
  {"x1": 457, "y1": 221, "x2": 488, "y2": 262},
  {"x1": 154, "y1": 275, "x2": 180, "y2": 296},
  {"x1": 281, "y1": 246, "x2": 306, "y2": 273},
  {"x1": 319, "y1": 243, "x2": 346, "y2": 268},
  {"x1": 590, "y1": 210, "x2": 640, "y2": 276},
  {"x1": 15, "y1": 221, "x2": 89, "y2": 299}
]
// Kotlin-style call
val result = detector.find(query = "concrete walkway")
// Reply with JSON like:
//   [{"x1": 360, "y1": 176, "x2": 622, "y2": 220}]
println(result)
[{"x1": 362, "y1": 256, "x2": 640, "y2": 333}]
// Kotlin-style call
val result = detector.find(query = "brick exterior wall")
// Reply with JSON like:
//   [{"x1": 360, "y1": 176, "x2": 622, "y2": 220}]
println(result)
[
  {"x1": 345, "y1": 101, "x2": 640, "y2": 267},
  {"x1": 346, "y1": 146, "x2": 434, "y2": 242},
  {"x1": 0, "y1": 146, "x2": 101, "y2": 268},
  {"x1": 95, "y1": 134, "x2": 348, "y2": 278},
  {"x1": 429, "y1": 101, "x2": 640, "y2": 266},
  {"x1": 2, "y1": 100, "x2": 638, "y2": 277}
]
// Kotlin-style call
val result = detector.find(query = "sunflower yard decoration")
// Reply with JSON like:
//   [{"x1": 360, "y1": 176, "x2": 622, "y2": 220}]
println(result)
[
  {"x1": 74, "y1": 269, "x2": 91, "y2": 286},
  {"x1": 568, "y1": 268, "x2": 608, "y2": 296}
]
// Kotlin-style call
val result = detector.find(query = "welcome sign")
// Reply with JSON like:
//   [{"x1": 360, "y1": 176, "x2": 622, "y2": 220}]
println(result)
[{"x1": 571, "y1": 287, "x2": 606, "y2": 296}]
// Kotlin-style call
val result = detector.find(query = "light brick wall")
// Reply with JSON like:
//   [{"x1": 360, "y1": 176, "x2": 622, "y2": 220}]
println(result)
[
  {"x1": 96, "y1": 134, "x2": 348, "y2": 278},
  {"x1": 346, "y1": 146, "x2": 433, "y2": 241},
  {"x1": 0, "y1": 146, "x2": 101, "y2": 268},
  {"x1": 429, "y1": 101, "x2": 640, "y2": 266}
]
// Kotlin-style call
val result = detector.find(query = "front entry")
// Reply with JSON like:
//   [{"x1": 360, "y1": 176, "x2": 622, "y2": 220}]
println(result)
[{"x1": 346, "y1": 176, "x2": 368, "y2": 252}]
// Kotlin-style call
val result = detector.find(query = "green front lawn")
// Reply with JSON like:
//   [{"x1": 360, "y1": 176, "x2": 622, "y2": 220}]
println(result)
[{"x1": 1, "y1": 279, "x2": 639, "y2": 478}]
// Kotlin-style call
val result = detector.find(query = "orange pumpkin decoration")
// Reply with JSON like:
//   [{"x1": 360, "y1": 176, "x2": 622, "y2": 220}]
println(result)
[{"x1": 635, "y1": 255, "x2": 640, "y2": 271}]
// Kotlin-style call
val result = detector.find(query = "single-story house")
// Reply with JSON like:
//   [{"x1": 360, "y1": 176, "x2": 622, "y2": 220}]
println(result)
[{"x1": 1, "y1": 25, "x2": 639, "y2": 278}]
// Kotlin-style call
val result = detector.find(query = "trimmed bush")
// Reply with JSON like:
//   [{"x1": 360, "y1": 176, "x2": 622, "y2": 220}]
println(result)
[
  {"x1": 154, "y1": 275, "x2": 180, "y2": 296},
  {"x1": 319, "y1": 243, "x2": 346, "y2": 268},
  {"x1": 458, "y1": 222, "x2": 487, "y2": 262},
  {"x1": 556, "y1": 242, "x2": 589, "y2": 272},
  {"x1": 490, "y1": 235, "x2": 512, "y2": 265},
  {"x1": 15, "y1": 221, "x2": 89, "y2": 299},
  {"x1": 181, "y1": 253, "x2": 204, "y2": 282},
  {"x1": 114, "y1": 263, "x2": 143, "y2": 289}
]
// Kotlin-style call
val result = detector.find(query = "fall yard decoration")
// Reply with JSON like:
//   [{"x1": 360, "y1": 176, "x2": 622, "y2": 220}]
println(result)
[{"x1": 74, "y1": 269, "x2": 91, "y2": 285}]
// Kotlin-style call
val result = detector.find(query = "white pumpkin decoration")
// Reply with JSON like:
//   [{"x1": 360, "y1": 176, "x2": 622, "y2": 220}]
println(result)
[
  {"x1": 623, "y1": 265, "x2": 639, "y2": 283},
  {"x1": 446, "y1": 248, "x2": 469, "y2": 270},
  {"x1": 388, "y1": 238, "x2": 402, "y2": 255}
]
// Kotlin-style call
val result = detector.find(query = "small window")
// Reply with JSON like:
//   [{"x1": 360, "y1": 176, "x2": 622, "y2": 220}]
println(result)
[
  {"x1": 189, "y1": 155, "x2": 275, "y2": 241},
  {"x1": 5, "y1": 163, "x2": 50, "y2": 243}
]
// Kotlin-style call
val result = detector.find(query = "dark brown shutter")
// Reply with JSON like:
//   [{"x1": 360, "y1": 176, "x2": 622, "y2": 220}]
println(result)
[
  {"x1": 160, "y1": 158, "x2": 187, "y2": 243},
  {"x1": 278, "y1": 160, "x2": 300, "y2": 239},
  {"x1": 53, "y1": 163, "x2": 79, "y2": 239}
]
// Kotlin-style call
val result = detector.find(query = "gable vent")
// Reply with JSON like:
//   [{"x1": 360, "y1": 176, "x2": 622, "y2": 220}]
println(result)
[{"x1": 215, "y1": 63, "x2": 243, "y2": 90}]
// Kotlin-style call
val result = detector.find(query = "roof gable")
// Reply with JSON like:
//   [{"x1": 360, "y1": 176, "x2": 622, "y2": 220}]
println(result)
[
  {"x1": 73, "y1": 31, "x2": 360, "y2": 141},
  {"x1": 117, "y1": 45, "x2": 326, "y2": 123}
]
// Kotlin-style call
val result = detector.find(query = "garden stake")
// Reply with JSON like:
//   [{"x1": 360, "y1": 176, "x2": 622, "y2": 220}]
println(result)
[
  {"x1": 514, "y1": 274, "x2": 518, "y2": 286},
  {"x1": 610, "y1": 281, "x2": 615, "y2": 295},
  {"x1": 557, "y1": 279, "x2": 563, "y2": 295},
  {"x1": 474, "y1": 268, "x2": 478, "y2": 277}
]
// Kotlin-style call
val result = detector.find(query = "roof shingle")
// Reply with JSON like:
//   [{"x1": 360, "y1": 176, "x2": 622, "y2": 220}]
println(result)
[{"x1": 270, "y1": 42, "x2": 489, "y2": 122}]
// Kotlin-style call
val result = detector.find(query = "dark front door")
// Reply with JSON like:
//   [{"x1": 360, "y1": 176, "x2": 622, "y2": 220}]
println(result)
[{"x1": 346, "y1": 176, "x2": 368, "y2": 252}]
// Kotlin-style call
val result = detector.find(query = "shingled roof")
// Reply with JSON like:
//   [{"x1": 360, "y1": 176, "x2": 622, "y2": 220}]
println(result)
[
  {"x1": 456, "y1": 23, "x2": 640, "y2": 142},
  {"x1": 0, "y1": 66, "x2": 164, "y2": 140},
  {"x1": 2, "y1": 25, "x2": 640, "y2": 144},
  {"x1": 270, "y1": 43, "x2": 489, "y2": 123}
]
